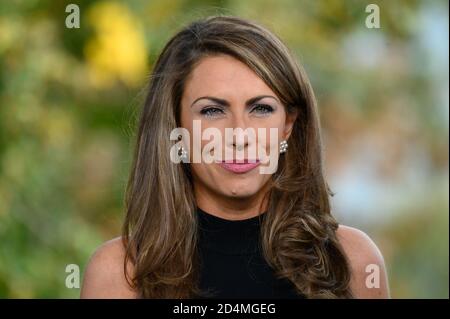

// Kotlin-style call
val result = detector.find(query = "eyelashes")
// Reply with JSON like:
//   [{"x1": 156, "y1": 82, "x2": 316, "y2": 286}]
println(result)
[
  {"x1": 252, "y1": 104, "x2": 274, "y2": 115},
  {"x1": 200, "y1": 107, "x2": 224, "y2": 118},
  {"x1": 200, "y1": 104, "x2": 275, "y2": 119}
]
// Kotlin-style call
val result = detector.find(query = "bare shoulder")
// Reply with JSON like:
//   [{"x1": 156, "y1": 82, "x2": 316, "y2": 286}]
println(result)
[
  {"x1": 80, "y1": 236, "x2": 137, "y2": 298},
  {"x1": 336, "y1": 225, "x2": 390, "y2": 298}
]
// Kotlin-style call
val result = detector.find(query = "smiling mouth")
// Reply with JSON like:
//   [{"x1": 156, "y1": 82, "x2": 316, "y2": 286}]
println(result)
[{"x1": 217, "y1": 159, "x2": 261, "y2": 174}]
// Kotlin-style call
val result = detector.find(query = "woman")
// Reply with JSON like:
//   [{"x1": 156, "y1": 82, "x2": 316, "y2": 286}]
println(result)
[{"x1": 81, "y1": 16, "x2": 389, "y2": 299}]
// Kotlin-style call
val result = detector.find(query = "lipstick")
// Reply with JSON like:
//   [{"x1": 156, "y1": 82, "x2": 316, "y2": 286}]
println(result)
[{"x1": 217, "y1": 159, "x2": 261, "y2": 174}]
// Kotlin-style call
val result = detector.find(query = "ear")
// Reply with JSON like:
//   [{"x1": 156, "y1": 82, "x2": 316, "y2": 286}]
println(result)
[{"x1": 283, "y1": 108, "x2": 298, "y2": 140}]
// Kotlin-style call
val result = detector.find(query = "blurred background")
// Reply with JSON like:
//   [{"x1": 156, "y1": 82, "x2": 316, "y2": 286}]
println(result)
[{"x1": 0, "y1": 0, "x2": 448, "y2": 298}]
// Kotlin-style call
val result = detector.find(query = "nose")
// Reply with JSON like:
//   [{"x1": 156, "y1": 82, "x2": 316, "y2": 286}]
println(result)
[
  {"x1": 233, "y1": 139, "x2": 247, "y2": 151},
  {"x1": 226, "y1": 112, "x2": 251, "y2": 152}
]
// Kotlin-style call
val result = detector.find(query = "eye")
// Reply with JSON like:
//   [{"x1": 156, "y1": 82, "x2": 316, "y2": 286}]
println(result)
[
  {"x1": 251, "y1": 104, "x2": 274, "y2": 115},
  {"x1": 200, "y1": 106, "x2": 225, "y2": 118}
]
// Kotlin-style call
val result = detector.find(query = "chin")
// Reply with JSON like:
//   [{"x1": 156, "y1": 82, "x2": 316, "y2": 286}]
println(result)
[{"x1": 218, "y1": 179, "x2": 263, "y2": 198}]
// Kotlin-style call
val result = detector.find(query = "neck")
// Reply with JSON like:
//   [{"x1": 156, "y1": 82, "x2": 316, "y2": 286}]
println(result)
[{"x1": 194, "y1": 180, "x2": 271, "y2": 221}]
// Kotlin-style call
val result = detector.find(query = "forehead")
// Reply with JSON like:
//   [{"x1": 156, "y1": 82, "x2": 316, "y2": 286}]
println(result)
[{"x1": 182, "y1": 54, "x2": 276, "y2": 103}]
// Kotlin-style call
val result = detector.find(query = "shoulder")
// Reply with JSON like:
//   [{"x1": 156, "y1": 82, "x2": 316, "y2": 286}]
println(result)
[
  {"x1": 336, "y1": 225, "x2": 390, "y2": 298},
  {"x1": 80, "y1": 236, "x2": 137, "y2": 298}
]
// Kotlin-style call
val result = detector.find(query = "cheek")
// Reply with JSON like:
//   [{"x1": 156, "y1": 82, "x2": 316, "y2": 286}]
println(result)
[{"x1": 256, "y1": 120, "x2": 284, "y2": 149}]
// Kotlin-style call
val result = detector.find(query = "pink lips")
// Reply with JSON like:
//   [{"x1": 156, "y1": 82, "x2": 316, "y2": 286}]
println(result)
[{"x1": 218, "y1": 159, "x2": 260, "y2": 174}]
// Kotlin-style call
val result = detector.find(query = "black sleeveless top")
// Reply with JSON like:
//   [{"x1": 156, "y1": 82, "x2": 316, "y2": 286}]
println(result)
[{"x1": 196, "y1": 207, "x2": 303, "y2": 299}]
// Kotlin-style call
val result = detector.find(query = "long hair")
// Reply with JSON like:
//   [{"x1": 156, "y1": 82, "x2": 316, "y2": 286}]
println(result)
[{"x1": 122, "y1": 15, "x2": 353, "y2": 298}]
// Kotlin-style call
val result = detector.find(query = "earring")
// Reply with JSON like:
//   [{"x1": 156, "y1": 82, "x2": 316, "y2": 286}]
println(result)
[
  {"x1": 279, "y1": 140, "x2": 288, "y2": 154},
  {"x1": 176, "y1": 134, "x2": 188, "y2": 162},
  {"x1": 177, "y1": 145, "x2": 188, "y2": 162}
]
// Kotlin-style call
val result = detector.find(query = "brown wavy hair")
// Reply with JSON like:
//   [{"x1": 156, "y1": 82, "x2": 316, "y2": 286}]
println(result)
[{"x1": 122, "y1": 15, "x2": 353, "y2": 298}]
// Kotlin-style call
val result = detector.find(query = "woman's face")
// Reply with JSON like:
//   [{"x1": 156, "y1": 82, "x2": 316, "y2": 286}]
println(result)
[{"x1": 180, "y1": 54, "x2": 297, "y2": 203}]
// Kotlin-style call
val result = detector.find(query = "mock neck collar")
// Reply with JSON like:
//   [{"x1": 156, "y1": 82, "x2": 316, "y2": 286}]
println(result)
[{"x1": 196, "y1": 207, "x2": 267, "y2": 255}]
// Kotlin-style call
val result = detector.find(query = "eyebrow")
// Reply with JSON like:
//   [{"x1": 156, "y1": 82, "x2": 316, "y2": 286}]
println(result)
[{"x1": 190, "y1": 95, "x2": 280, "y2": 108}]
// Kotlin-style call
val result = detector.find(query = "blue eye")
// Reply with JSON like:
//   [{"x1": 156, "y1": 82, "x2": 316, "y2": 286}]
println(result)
[
  {"x1": 200, "y1": 107, "x2": 225, "y2": 118},
  {"x1": 251, "y1": 104, "x2": 274, "y2": 115}
]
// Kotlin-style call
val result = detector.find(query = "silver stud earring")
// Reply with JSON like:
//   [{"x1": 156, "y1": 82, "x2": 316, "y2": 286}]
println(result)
[{"x1": 279, "y1": 140, "x2": 288, "y2": 154}]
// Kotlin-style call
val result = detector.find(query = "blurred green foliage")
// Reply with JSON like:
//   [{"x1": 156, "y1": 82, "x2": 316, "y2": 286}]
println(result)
[{"x1": 0, "y1": 0, "x2": 448, "y2": 298}]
